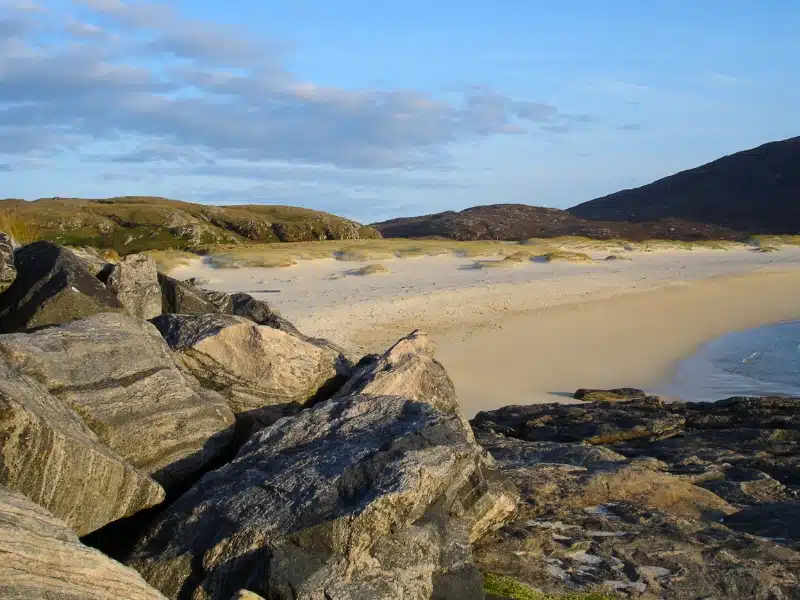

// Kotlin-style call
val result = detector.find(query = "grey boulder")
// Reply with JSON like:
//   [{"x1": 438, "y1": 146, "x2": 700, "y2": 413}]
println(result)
[
  {"x1": 151, "y1": 313, "x2": 350, "y2": 419},
  {"x1": 126, "y1": 395, "x2": 518, "y2": 600},
  {"x1": 332, "y1": 330, "x2": 457, "y2": 415},
  {"x1": 0, "y1": 485, "x2": 167, "y2": 599},
  {"x1": 101, "y1": 253, "x2": 162, "y2": 319},
  {"x1": 0, "y1": 313, "x2": 235, "y2": 490},
  {"x1": 0, "y1": 231, "x2": 17, "y2": 293},
  {"x1": 0, "y1": 241, "x2": 125, "y2": 333},
  {"x1": 0, "y1": 362, "x2": 164, "y2": 536}
]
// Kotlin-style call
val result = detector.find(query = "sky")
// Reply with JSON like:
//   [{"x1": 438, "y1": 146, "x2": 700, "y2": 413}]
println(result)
[{"x1": 1, "y1": 0, "x2": 799, "y2": 223}]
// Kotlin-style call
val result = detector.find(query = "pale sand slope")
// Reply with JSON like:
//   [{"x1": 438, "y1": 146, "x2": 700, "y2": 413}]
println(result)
[{"x1": 171, "y1": 248, "x2": 800, "y2": 416}]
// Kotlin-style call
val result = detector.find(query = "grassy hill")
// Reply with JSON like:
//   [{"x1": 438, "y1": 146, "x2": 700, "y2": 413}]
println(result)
[{"x1": 0, "y1": 196, "x2": 380, "y2": 253}]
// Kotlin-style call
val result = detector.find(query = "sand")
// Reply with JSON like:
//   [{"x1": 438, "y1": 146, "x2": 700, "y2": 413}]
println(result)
[{"x1": 171, "y1": 247, "x2": 800, "y2": 416}]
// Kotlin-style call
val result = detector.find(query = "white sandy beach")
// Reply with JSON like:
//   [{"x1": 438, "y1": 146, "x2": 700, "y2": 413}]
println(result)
[{"x1": 170, "y1": 247, "x2": 800, "y2": 416}]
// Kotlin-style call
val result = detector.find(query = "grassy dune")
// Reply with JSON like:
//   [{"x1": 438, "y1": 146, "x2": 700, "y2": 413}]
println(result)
[{"x1": 134, "y1": 235, "x2": 780, "y2": 272}]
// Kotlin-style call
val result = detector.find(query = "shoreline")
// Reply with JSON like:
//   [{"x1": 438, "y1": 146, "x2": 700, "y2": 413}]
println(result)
[{"x1": 170, "y1": 249, "x2": 800, "y2": 417}]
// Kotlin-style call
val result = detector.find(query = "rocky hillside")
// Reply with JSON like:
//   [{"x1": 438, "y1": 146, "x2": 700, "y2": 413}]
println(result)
[
  {"x1": 0, "y1": 196, "x2": 380, "y2": 253},
  {"x1": 0, "y1": 233, "x2": 799, "y2": 599},
  {"x1": 371, "y1": 204, "x2": 740, "y2": 241},
  {"x1": 569, "y1": 136, "x2": 800, "y2": 233}
]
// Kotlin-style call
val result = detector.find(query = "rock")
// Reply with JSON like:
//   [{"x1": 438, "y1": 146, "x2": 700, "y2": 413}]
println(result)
[
  {"x1": 472, "y1": 400, "x2": 684, "y2": 444},
  {"x1": 101, "y1": 253, "x2": 162, "y2": 319},
  {"x1": 475, "y1": 501, "x2": 800, "y2": 600},
  {"x1": 573, "y1": 387, "x2": 649, "y2": 402},
  {"x1": 0, "y1": 231, "x2": 17, "y2": 293},
  {"x1": 723, "y1": 502, "x2": 800, "y2": 550},
  {"x1": 0, "y1": 485, "x2": 167, "y2": 599},
  {"x1": 332, "y1": 330, "x2": 458, "y2": 415},
  {"x1": 0, "y1": 361, "x2": 165, "y2": 535},
  {"x1": 68, "y1": 246, "x2": 116, "y2": 276},
  {"x1": 225, "y1": 291, "x2": 302, "y2": 335},
  {"x1": 0, "y1": 241, "x2": 125, "y2": 333},
  {"x1": 232, "y1": 593, "x2": 265, "y2": 600},
  {"x1": 151, "y1": 313, "x2": 349, "y2": 419},
  {"x1": 126, "y1": 395, "x2": 518, "y2": 600},
  {"x1": 469, "y1": 396, "x2": 800, "y2": 599},
  {"x1": 157, "y1": 273, "x2": 218, "y2": 315},
  {"x1": 0, "y1": 313, "x2": 235, "y2": 491}
]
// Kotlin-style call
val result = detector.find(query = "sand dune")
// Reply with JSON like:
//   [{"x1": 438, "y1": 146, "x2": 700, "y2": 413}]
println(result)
[{"x1": 171, "y1": 247, "x2": 800, "y2": 416}]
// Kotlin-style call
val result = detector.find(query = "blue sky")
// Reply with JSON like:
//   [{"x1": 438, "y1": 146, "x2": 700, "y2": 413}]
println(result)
[{"x1": 1, "y1": 0, "x2": 799, "y2": 223}]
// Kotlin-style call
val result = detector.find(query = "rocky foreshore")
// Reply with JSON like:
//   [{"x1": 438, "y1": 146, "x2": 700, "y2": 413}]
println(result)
[{"x1": 0, "y1": 234, "x2": 798, "y2": 600}]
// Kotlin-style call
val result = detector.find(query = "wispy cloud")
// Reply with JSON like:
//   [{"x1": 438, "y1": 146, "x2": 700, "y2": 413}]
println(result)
[{"x1": 0, "y1": 0, "x2": 597, "y2": 180}]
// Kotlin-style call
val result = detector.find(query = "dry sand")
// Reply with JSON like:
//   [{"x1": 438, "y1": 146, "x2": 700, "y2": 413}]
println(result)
[{"x1": 171, "y1": 247, "x2": 800, "y2": 416}]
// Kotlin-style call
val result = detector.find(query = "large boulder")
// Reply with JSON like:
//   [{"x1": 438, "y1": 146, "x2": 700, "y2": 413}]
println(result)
[
  {"x1": 0, "y1": 313, "x2": 235, "y2": 491},
  {"x1": 0, "y1": 231, "x2": 17, "y2": 293},
  {"x1": 0, "y1": 485, "x2": 167, "y2": 599},
  {"x1": 0, "y1": 362, "x2": 164, "y2": 535},
  {"x1": 332, "y1": 330, "x2": 457, "y2": 415},
  {"x1": 151, "y1": 313, "x2": 350, "y2": 418},
  {"x1": 157, "y1": 273, "x2": 217, "y2": 315},
  {"x1": 101, "y1": 253, "x2": 162, "y2": 319},
  {"x1": 126, "y1": 395, "x2": 518, "y2": 600},
  {"x1": 0, "y1": 241, "x2": 124, "y2": 333}
]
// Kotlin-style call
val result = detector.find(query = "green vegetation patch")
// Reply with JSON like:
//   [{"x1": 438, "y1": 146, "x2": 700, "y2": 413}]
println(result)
[
  {"x1": 483, "y1": 573, "x2": 616, "y2": 600},
  {"x1": 345, "y1": 263, "x2": 390, "y2": 276}
]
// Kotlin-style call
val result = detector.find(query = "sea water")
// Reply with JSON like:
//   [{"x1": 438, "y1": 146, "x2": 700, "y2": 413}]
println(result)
[{"x1": 656, "y1": 321, "x2": 800, "y2": 402}]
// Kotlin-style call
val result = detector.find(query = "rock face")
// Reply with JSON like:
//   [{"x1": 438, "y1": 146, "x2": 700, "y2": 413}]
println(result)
[
  {"x1": 157, "y1": 273, "x2": 218, "y2": 315},
  {"x1": 0, "y1": 313, "x2": 235, "y2": 490},
  {"x1": 0, "y1": 361, "x2": 165, "y2": 536},
  {"x1": 151, "y1": 313, "x2": 349, "y2": 418},
  {"x1": 0, "y1": 241, "x2": 125, "y2": 333},
  {"x1": 573, "y1": 387, "x2": 648, "y2": 402},
  {"x1": 471, "y1": 396, "x2": 800, "y2": 599},
  {"x1": 0, "y1": 231, "x2": 16, "y2": 293},
  {"x1": 332, "y1": 330, "x2": 458, "y2": 415},
  {"x1": 0, "y1": 485, "x2": 167, "y2": 599},
  {"x1": 101, "y1": 253, "x2": 162, "y2": 319},
  {"x1": 157, "y1": 275, "x2": 302, "y2": 336},
  {"x1": 127, "y1": 395, "x2": 518, "y2": 600}
]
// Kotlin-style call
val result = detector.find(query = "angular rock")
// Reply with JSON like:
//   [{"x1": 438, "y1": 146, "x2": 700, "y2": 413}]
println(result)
[
  {"x1": 68, "y1": 246, "x2": 116, "y2": 276},
  {"x1": 126, "y1": 395, "x2": 518, "y2": 600},
  {"x1": 0, "y1": 241, "x2": 124, "y2": 333},
  {"x1": 723, "y1": 501, "x2": 800, "y2": 550},
  {"x1": 151, "y1": 313, "x2": 349, "y2": 418},
  {"x1": 101, "y1": 253, "x2": 162, "y2": 319},
  {"x1": 0, "y1": 231, "x2": 17, "y2": 293},
  {"x1": 473, "y1": 400, "x2": 684, "y2": 444},
  {"x1": 0, "y1": 485, "x2": 167, "y2": 599},
  {"x1": 573, "y1": 387, "x2": 649, "y2": 402},
  {"x1": 0, "y1": 362, "x2": 165, "y2": 535},
  {"x1": 0, "y1": 313, "x2": 235, "y2": 490},
  {"x1": 157, "y1": 272, "x2": 217, "y2": 315},
  {"x1": 332, "y1": 330, "x2": 458, "y2": 415}
]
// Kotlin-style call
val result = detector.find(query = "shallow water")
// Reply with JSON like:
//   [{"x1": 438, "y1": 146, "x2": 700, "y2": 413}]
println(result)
[{"x1": 656, "y1": 321, "x2": 800, "y2": 401}]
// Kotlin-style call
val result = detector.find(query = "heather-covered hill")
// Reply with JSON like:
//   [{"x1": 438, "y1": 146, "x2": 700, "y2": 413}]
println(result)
[{"x1": 569, "y1": 136, "x2": 800, "y2": 233}]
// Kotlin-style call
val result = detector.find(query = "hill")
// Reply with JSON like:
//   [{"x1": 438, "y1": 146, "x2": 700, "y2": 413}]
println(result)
[
  {"x1": 569, "y1": 136, "x2": 800, "y2": 233},
  {"x1": 371, "y1": 203, "x2": 739, "y2": 241},
  {"x1": 0, "y1": 196, "x2": 380, "y2": 253}
]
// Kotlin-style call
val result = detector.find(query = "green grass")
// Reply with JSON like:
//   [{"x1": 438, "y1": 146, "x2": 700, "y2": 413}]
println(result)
[
  {"x1": 470, "y1": 250, "x2": 534, "y2": 269},
  {"x1": 483, "y1": 574, "x2": 616, "y2": 600},
  {"x1": 749, "y1": 234, "x2": 800, "y2": 248}
]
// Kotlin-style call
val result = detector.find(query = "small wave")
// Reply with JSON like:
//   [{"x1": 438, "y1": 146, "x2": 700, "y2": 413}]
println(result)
[{"x1": 656, "y1": 321, "x2": 800, "y2": 402}]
